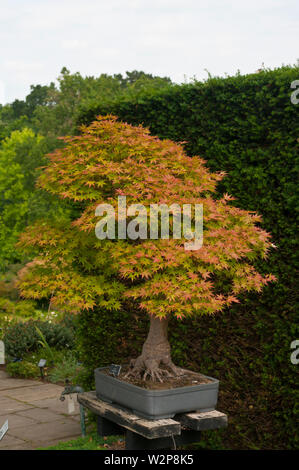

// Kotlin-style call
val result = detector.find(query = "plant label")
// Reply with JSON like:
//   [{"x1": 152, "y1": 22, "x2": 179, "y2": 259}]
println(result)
[
  {"x1": 0, "y1": 420, "x2": 8, "y2": 441},
  {"x1": 109, "y1": 364, "x2": 121, "y2": 377},
  {"x1": 38, "y1": 359, "x2": 47, "y2": 368},
  {"x1": 0, "y1": 341, "x2": 4, "y2": 365}
]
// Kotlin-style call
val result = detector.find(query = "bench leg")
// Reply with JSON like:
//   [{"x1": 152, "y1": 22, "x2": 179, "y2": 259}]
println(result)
[
  {"x1": 97, "y1": 416, "x2": 124, "y2": 436},
  {"x1": 125, "y1": 430, "x2": 174, "y2": 450},
  {"x1": 125, "y1": 429, "x2": 202, "y2": 450},
  {"x1": 175, "y1": 430, "x2": 202, "y2": 447}
]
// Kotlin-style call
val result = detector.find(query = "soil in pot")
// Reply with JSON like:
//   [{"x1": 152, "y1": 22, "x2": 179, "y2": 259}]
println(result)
[{"x1": 102, "y1": 366, "x2": 213, "y2": 390}]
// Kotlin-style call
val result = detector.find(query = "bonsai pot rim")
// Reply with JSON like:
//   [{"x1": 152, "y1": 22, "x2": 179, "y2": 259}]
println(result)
[{"x1": 95, "y1": 366, "x2": 219, "y2": 396}]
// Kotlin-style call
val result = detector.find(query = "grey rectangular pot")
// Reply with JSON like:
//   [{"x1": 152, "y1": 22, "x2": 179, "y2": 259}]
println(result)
[{"x1": 95, "y1": 367, "x2": 219, "y2": 420}]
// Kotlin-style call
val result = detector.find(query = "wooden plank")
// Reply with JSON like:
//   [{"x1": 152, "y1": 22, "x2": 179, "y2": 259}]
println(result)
[
  {"x1": 78, "y1": 392, "x2": 181, "y2": 439},
  {"x1": 175, "y1": 410, "x2": 228, "y2": 431}
]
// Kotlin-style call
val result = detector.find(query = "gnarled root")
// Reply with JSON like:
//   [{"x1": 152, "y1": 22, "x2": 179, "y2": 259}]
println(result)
[{"x1": 125, "y1": 355, "x2": 185, "y2": 383}]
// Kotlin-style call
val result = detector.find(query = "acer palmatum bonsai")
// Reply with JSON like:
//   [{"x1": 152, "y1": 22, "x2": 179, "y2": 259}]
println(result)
[{"x1": 17, "y1": 116, "x2": 276, "y2": 382}]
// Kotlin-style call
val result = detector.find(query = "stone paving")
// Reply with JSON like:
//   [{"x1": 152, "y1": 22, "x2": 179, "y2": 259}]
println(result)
[{"x1": 0, "y1": 370, "x2": 81, "y2": 450}]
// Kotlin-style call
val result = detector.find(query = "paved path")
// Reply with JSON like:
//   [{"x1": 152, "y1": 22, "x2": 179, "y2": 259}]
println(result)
[{"x1": 0, "y1": 370, "x2": 81, "y2": 450}]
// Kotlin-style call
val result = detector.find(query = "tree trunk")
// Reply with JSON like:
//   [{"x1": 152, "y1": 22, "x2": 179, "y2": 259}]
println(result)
[
  {"x1": 141, "y1": 315, "x2": 171, "y2": 363},
  {"x1": 125, "y1": 315, "x2": 184, "y2": 382}
]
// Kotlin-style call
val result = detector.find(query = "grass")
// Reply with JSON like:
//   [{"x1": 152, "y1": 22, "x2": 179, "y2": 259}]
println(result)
[{"x1": 38, "y1": 432, "x2": 123, "y2": 450}]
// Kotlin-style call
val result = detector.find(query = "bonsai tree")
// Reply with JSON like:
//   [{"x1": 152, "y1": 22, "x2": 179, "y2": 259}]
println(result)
[{"x1": 17, "y1": 116, "x2": 276, "y2": 382}]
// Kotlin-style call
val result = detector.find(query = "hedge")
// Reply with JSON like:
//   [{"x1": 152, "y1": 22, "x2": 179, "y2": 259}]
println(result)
[{"x1": 76, "y1": 66, "x2": 299, "y2": 449}]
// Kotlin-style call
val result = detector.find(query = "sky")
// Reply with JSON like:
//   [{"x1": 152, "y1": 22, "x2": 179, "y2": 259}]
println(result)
[{"x1": 0, "y1": 0, "x2": 298, "y2": 104}]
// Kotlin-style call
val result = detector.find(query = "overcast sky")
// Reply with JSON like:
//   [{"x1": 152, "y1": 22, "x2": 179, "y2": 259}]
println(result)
[{"x1": 0, "y1": 0, "x2": 298, "y2": 104}]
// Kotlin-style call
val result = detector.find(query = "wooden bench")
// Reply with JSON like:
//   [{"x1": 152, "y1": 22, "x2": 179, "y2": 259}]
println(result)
[{"x1": 78, "y1": 391, "x2": 228, "y2": 450}]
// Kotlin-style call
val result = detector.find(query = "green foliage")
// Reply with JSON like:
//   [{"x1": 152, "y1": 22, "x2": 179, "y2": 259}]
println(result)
[
  {"x1": 0, "y1": 264, "x2": 54, "y2": 332},
  {"x1": 6, "y1": 360, "x2": 40, "y2": 379},
  {"x1": 7, "y1": 347, "x2": 86, "y2": 385},
  {"x1": 29, "y1": 68, "x2": 172, "y2": 139},
  {"x1": 0, "y1": 128, "x2": 69, "y2": 270},
  {"x1": 0, "y1": 297, "x2": 42, "y2": 318},
  {"x1": 23, "y1": 347, "x2": 67, "y2": 367},
  {"x1": 75, "y1": 305, "x2": 147, "y2": 389},
  {"x1": 76, "y1": 65, "x2": 299, "y2": 449},
  {"x1": 35, "y1": 326, "x2": 55, "y2": 362},
  {"x1": 49, "y1": 351, "x2": 82, "y2": 384},
  {"x1": 4, "y1": 319, "x2": 75, "y2": 358}
]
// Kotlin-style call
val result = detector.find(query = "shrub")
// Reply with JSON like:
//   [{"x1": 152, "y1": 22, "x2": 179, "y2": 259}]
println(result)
[
  {"x1": 4, "y1": 319, "x2": 75, "y2": 358},
  {"x1": 23, "y1": 348, "x2": 66, "y2": 366},
  {"x1": 6, "y1": 360, "x2": 40, "y2": 379},
  {"x1": 49, "y1": 352, "x2": 82, "y2": 384}
]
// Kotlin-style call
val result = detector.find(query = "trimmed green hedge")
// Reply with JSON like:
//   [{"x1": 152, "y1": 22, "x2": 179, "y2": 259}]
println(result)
[{"x1": 76, "y1": 66, "x2": 299, "y2": 449}]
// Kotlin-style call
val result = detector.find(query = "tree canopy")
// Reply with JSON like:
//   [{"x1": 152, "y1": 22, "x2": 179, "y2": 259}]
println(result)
[{"x1": 17, "y1": 116, "x2": 276, "y2": 319}]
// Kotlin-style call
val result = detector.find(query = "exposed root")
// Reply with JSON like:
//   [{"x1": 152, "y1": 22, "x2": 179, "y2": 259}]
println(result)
[{"x1": 124, "y1": 356, "x2": 186, "y2": 383}]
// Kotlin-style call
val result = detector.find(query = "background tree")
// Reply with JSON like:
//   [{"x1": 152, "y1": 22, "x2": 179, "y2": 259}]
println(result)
[
  {"x1": 0, "y1": 68, "x2": 172, "y2": 143},
  {"x1": 0, "y1": 128, "x2": 68, "y2": 270},
  {"x1": 31, "y1": 68, "x2": 173, "y2": 139},
  {"x1": 17, "y1": 116, "x2": 276, "y2": 381}
]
